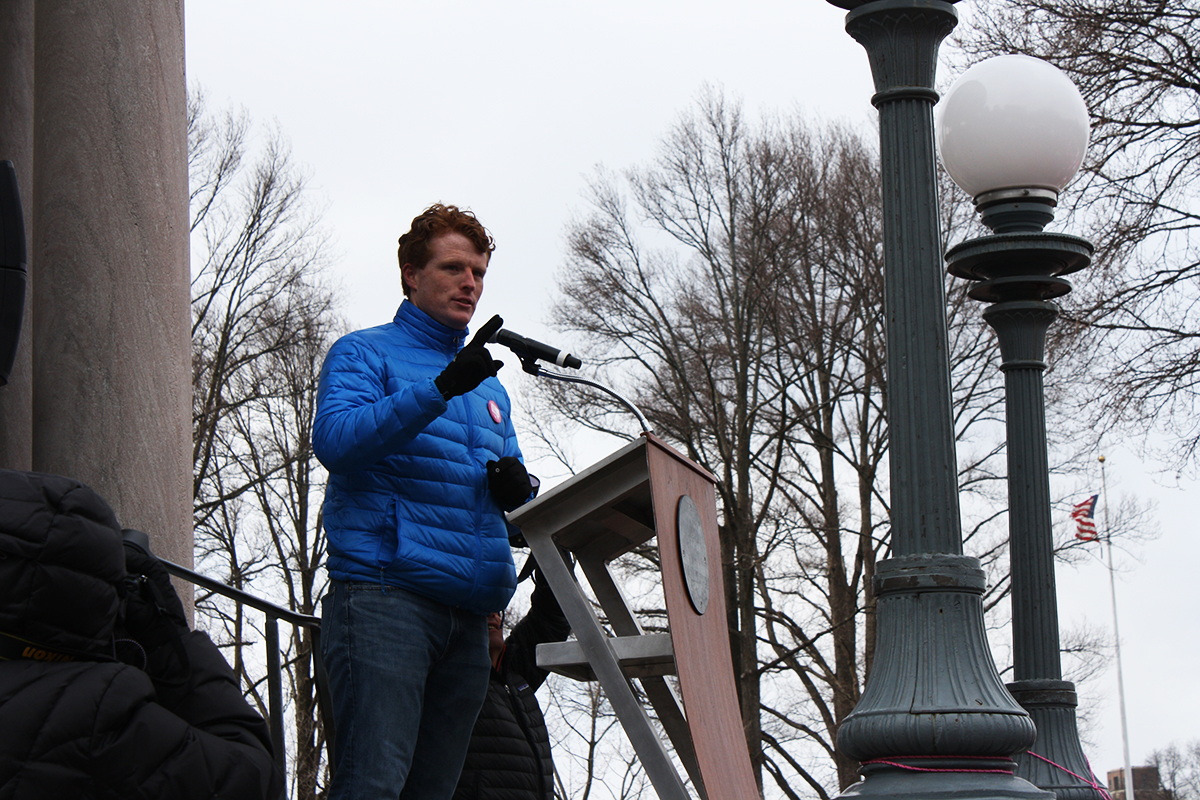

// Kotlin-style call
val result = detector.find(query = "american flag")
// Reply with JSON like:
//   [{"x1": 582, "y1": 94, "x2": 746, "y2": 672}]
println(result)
[{"x1": 1071, "y1": 494, "x2": 1099, "y2": 541}]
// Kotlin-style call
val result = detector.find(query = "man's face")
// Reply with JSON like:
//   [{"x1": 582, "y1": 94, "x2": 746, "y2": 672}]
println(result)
[
  {"x1": 487, "y1": 611, "x2": 505, "y2": 665},
  {"x1": 402, "y1": 231, "x2": 489, "y2": 330}
]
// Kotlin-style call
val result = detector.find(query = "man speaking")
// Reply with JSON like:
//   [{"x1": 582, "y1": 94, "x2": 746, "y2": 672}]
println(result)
[{"x1": 313, "y1": 203, "x2": 537, "y2": 800}]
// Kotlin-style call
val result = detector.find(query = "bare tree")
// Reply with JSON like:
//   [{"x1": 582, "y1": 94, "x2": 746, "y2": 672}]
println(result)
[
  {"x1": 225, "y1": 308, "x2": 340, "y2": 799},
  {"x1": 190, "y1": 90, "x2": 332, "y2": 527},
  {"x1": 188, "y1": 88, "x2": 340, "y2": 799},
  {"x1": 546, "y1": 677, "x2": 648, "y2": 800},
  {"x1": 953, "y1": 1, "x2": 1200, "y2": 466},
  {"x1": 545, "y1": 92, "x2": 825, "y2": 792},
  {"x1": 523, "y1": 78, "x2": 1134, "y2": 796},
  {"x1": 1151, "y1": 740, "x2": 1200, "y2": 800},
  {"x1": 530, "y1": 89, "x2": 1015, "y2": 797}
]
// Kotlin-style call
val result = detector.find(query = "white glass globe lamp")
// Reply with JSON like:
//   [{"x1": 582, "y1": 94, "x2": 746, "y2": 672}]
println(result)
[{"x1": 936, "y1": 54, "x2": 1090, "y2": 212}]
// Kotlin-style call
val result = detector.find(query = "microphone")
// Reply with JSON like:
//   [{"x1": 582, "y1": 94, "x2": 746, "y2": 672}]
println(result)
[{"x1": 491, "y1": 329, "x2": 582, "y2": 370}]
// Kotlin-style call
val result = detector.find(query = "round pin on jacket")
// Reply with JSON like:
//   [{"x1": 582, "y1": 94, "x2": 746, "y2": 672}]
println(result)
[{"x1": 487, "y1": 399, "x2": 502, "y2": 424}]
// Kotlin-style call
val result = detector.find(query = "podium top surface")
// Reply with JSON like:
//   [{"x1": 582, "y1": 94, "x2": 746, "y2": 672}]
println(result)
[{"x1": 508, "y1": 433, "x2": 715, "y2": 560}]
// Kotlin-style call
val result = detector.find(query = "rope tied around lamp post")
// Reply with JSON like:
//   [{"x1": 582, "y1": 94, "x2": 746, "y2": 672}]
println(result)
[
  {"x1": 1025, "y1": 752, "x2": 1114, "y2": 800},
  {"x1": 860, "y1": 756, "x2": 1019, "y2": 775}
]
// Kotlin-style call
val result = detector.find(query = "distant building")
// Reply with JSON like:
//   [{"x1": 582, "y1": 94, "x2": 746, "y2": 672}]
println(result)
[{"x1": 1108, "y1": 766, "x2": 1174, "y2": 800}]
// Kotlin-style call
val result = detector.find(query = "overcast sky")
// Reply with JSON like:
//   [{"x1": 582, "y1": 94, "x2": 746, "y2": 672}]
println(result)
[{"x1": 186, "y1": 1, "x2": 1197, "y2": 789}]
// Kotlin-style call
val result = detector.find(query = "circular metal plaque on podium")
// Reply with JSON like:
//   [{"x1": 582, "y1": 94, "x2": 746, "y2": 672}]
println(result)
[{"x1": 676, "y1": 494, "x2": 709, "y2": 614}]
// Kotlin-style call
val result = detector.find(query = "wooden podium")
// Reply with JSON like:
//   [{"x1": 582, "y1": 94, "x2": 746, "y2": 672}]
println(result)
[{"x1": 507, "y1": 433, "x2": 759, "y2": 800}]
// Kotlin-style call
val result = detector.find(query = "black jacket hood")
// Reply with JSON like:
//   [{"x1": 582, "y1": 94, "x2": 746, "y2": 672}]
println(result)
[{"x1": 0, "y1": 469, "x2": 125, "y2": 660}]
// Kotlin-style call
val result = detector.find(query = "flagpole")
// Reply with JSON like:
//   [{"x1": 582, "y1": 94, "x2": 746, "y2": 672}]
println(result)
[{"x1": 1100, "y1": 454, "x2": 1135, "y2": 800}]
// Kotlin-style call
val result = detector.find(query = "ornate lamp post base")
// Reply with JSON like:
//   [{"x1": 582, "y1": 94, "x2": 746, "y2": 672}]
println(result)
[
  {"x1": 1008, "y1": 681, "x2": 1099, "y2": 800},
  {"x1": 837, "y1": 556, "x2": 1052, "y2": 800},
  {"x1": 842, "y1": 765, "x2": 1058, "y2": 800}
]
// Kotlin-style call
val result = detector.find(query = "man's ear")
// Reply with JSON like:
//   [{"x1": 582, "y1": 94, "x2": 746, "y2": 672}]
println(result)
[{"x1": 400, "y1": 262, "x2": 419, "y2": 295}]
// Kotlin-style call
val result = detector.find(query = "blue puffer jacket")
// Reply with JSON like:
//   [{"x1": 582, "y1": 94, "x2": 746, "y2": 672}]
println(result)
[{"x1": 313, "y1": 301, "x2": 520, "y2": 615}]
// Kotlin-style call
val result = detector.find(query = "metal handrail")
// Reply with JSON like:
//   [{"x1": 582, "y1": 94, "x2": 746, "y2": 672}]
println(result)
[{"x1": 160, "y1": 559, "x2": 336, "y2": 778}]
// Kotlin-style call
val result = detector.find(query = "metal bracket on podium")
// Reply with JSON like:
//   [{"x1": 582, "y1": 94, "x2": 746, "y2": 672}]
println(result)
[{"x1": 508, "y1": 433, "x2": 759, "y2": 800}]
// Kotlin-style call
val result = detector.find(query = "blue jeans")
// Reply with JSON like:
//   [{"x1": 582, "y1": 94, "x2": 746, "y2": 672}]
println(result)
[{"x1": 321, "y1": 580, "x2": 490, "y2": 800}]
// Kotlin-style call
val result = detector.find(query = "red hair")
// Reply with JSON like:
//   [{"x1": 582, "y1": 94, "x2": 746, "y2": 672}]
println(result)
[{"x1": 397, "y1": 204, "x2": 495, "y2": 296}]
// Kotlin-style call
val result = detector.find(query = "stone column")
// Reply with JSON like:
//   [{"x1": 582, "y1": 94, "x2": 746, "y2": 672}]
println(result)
[
  {"x1": 31, "y1": 0, "x2": 191, "y2": 569},
  {"x1": 0, "y1": 0, "x2": 34, "y2": 471}
]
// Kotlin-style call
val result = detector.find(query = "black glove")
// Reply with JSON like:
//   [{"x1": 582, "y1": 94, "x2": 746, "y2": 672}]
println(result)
[
  {"x1": 487, "y1": 456, "x2": 539, "y2": 509},
  {"x1": 519, "y1": 546, "x2": 575, "y2": 581},
  {"x1": 120, "y1": 531, "x2": 189, "y2": 643},
  {"x1": 435, "y1": 314, "x2": 505, "y2": 400},
  {"x1": 116, "y1": 530, "x2": 193, "y2": 703}
]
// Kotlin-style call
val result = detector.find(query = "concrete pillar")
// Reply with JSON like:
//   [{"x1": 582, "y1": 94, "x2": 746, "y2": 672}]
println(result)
[
  {"x1": 0, "y1": 0, "x2": 34, "y2": 471},
  {"x1": 31, "y1": 1, "x2": 191, "y2": 569}
]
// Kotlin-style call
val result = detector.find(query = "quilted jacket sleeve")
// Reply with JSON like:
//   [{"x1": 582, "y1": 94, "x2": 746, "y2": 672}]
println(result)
[
  {"x1": 0, "y1": 655, "x2": 283, "y2": 800},
  {"x1": 500, "y1": 569, "x2": 571, "y2": 694},
  {"x1": 91, "y1": 647, "x2": 285, "y2": 800},
  {"x1": 312, "y1": 336, "x2": 447, "y2": 474}
]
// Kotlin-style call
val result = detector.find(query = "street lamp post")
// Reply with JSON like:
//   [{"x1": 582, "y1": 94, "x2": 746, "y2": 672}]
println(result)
[
  {"x1": 825, "y1": 3, "x2": 1054, "y2": 800},
  {"x1": 940, "y1": 54, "x2": 1098, "y2": 800}
]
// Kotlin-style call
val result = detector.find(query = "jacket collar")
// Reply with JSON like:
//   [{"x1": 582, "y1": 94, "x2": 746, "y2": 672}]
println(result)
[{"x1": 394, "y1": 300, "x2": 469, "y2": 355}]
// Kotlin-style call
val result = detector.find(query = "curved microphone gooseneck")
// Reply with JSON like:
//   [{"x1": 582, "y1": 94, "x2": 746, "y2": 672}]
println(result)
[{"x1": 489, "y1": 327, "x2": 651, "y2": 435}]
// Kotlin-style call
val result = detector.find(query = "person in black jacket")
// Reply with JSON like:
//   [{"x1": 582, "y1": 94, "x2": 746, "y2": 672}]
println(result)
[
  {"x1": 0, "y1": 468, "x2": 284, "y2": 800},
  {"x1": 453, "y1": 555, "x2": 572, "y2": 800}
]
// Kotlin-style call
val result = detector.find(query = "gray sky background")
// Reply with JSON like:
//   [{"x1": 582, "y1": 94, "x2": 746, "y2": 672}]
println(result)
[{"x1": 186, "y1": 1, "x2": 1197, "y2": 789}]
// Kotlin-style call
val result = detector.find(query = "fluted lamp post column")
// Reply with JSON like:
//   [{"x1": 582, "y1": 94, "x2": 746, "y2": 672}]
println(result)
[
  {"x1": 939, "y1": 54, "x2": 1097, "y2": 800},
  {"x1": 826, "y1": 4, "x2": 1052, "y2": 800}
]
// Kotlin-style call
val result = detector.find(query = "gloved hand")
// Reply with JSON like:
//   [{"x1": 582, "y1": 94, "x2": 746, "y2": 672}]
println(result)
[
  {"x1": 120, "y1": 531, "x2": 189, "y2": 646},
  {"x1": 487, "y1": 456, "x2": 539, "y2": 510},
  {"x1": 516, "y1": 544, "x2": 575, "y2": 583},
  {"x1": 116, "y1": 530, "x2": 193, "y2": 704},
  {"x1": 435, "y1": 314, "x2": 505, "y2": 400}
]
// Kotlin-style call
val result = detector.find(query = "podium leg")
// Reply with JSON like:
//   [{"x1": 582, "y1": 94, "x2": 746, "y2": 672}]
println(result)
[
  {"x1": 526, "y1": 530, "x2": 693, "y2": 800},
  {"x1": 576, "y1": 552, "x2": 705, "y2": 797}
]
